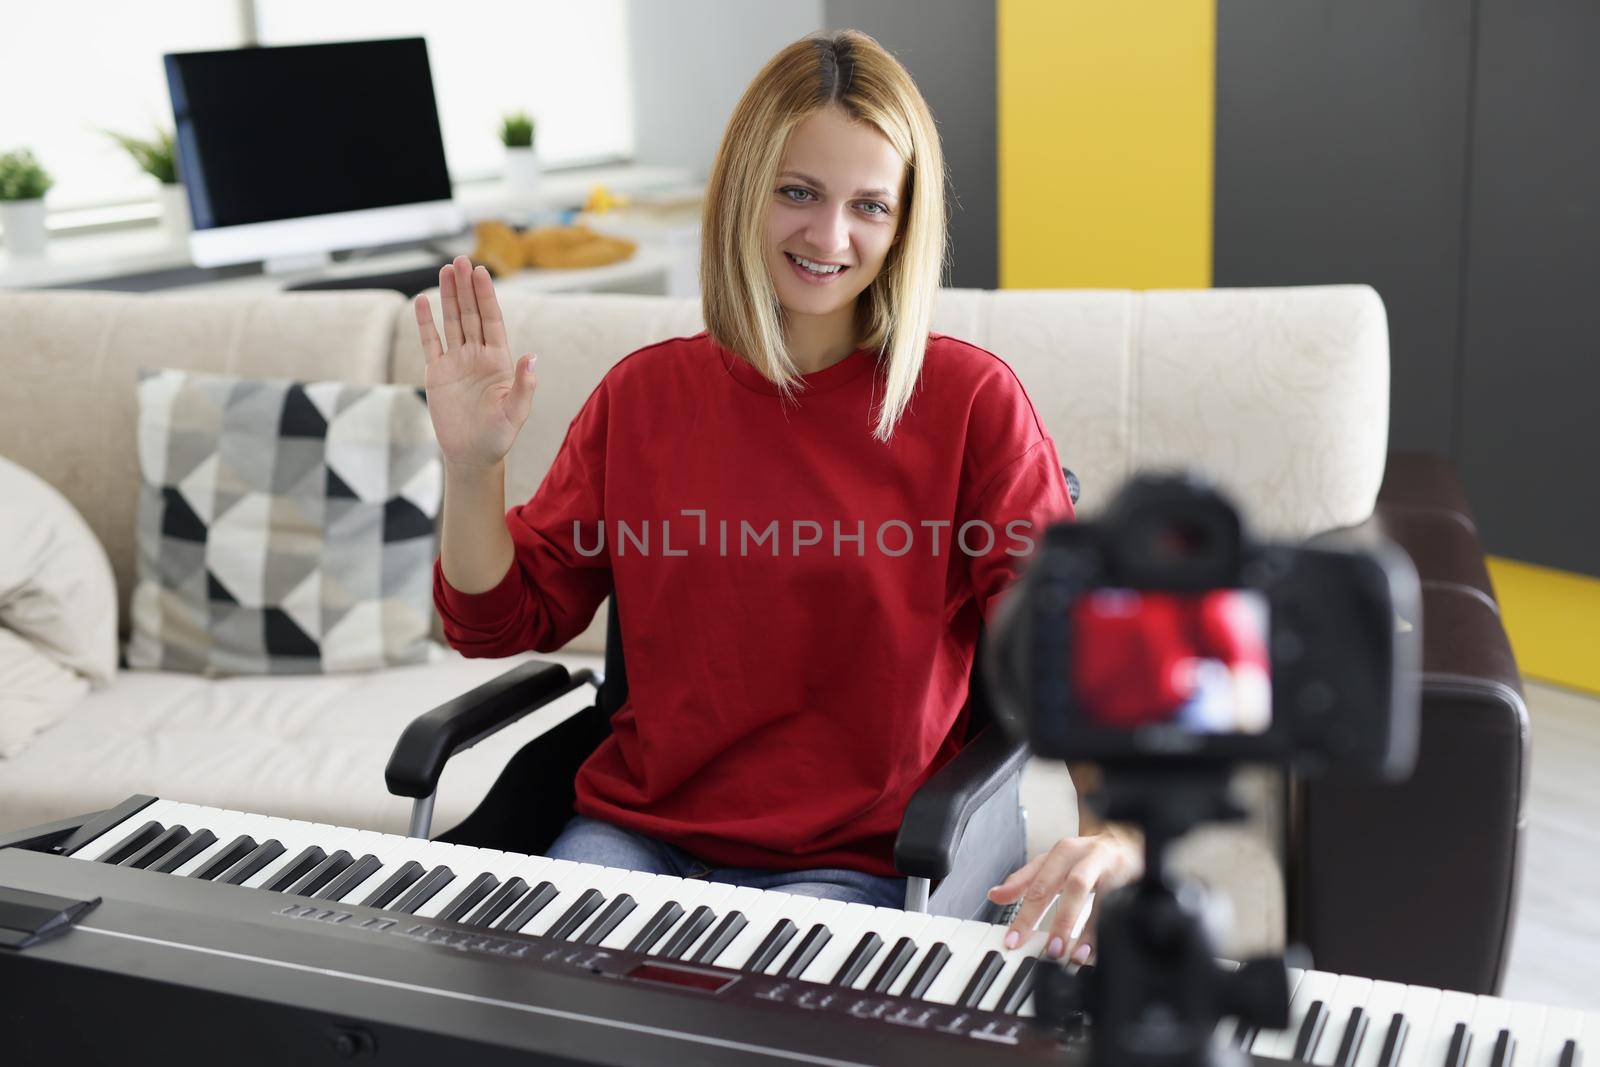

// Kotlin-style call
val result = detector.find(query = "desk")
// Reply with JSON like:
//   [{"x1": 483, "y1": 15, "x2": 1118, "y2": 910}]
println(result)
[{"x1": 0, "y1": 166, "x2": 702, "y2": 298}]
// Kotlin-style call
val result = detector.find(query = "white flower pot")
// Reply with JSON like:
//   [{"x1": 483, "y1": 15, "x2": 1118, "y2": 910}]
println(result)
[
  {"x1": 504, "y1": 146, "x2": 541, "y2": 197},
  {"x1": 0, "y1": 198, "x2": 48, "y2": 257},
  {"x1": 160, "y1": 183, "x2": 191, "y2": 244}
]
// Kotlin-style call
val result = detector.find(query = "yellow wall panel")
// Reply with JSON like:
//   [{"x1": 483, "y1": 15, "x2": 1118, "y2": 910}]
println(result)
[
  {"x1": 1487, "y1": 556, "x2": 1600, "y2": 696},
  {"x1": 998, "y1": 0, "x2": 1215, "y2": 289}
]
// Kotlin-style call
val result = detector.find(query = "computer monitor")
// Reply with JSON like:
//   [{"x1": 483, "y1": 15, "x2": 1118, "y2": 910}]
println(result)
[{"x1": 165, "y1": 37, "x2": 465, "y2": 272}]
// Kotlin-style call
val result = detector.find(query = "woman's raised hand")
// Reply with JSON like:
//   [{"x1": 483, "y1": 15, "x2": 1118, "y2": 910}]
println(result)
[{"x1": 415, "y1": 255, "x2": 539, "y2": 470}]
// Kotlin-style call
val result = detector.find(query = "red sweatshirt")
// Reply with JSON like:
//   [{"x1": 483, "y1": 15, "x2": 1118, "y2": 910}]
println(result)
[{"x1": 433, "y1": 331, "x2": 1075, "y2": 875}]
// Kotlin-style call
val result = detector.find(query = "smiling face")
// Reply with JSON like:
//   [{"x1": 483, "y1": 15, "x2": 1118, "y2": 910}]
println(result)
[{"x1": 764, "y1": 106, "x2": 907, "y2": 330}]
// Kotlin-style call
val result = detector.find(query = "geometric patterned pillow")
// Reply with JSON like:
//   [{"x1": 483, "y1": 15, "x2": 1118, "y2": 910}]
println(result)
[{"x1": 126, "y1": 368, "x2": 442, "y2": 676}]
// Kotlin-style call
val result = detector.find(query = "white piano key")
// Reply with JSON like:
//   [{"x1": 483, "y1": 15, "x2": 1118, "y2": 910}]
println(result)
[
  {"x1": 1535, "y1": 1007, "x2": 1585, "y2": 1067},
  {"x1": 1496, "y1": 1001, "x2": 1548, "y2": 1067},
  {"x1": 591, "y1": 870, "x2": 683, "y2": 948},
  {"x1": 716, "y1": 891, "x2": 823, "y2": 971},
  {"x1": 1255, "y1": 968, "x2": 1339, "y2": 1059},
  {"x1": 1391, "y1": 984, "x2": 1444, "y2": 1067},
  {"x1": 689, "y1": 886, "x2": 768, "y2": 960},
  {"x1": 887, "y1": 915, "x2": 965, "y2": 998},
  {"x1": 1352, "y1": 980, "x2": 1414, "y2": 1067},
  {"x1": 516, "y1": 865, "x2": 631, "y2": 931},
  {"x1": 656, "y1": 882, "x2": 739, "y2": 957},
  {"x1": 979, "y1": 930, "x2": 1051, "y2": 1014},
  {"x1": 795, "y1": 902, "x2": 879, "y2": 984},
  {"x1": 850, "y1": 910, "x2": 937, "y2": 990},
  {"x1": 751, "y1": 898, "x2": 846, "y2": 975},
  {"x1": 508, "y1": 862, "x2": 608, "y2": 934},
  {"x1": 922, "y1": 921, "x2": 1000, "y2": 1005},
  {"x1": 232, "y1": 816, "x2": 337, "y2": 888},
  {"x1": 1412, "y1": 989, "x2": 1478, "y2": 1067},
  {"x1": 1463, "y1": 994, "x2": 1514, "y2": 1067},
  {"x1": 1311, "y1": 973, "x2": 1374, "y2": 1066}
]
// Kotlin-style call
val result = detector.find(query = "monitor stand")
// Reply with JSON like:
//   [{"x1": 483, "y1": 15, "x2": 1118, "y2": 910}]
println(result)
[{"x1": 263, "y1": 251, "x2": 334, "y2": 276}]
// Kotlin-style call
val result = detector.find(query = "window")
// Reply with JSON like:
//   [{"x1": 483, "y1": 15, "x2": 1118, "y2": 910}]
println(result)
[
  {"x1": 0, "y1": 2, "x2": 243, "y2": 211},
  {"x1": 0, "y1": 0, "x2": 633, "y2": 215},
  {"x1": 254, "y1": 0, "x2": 633, "y2": 178}
]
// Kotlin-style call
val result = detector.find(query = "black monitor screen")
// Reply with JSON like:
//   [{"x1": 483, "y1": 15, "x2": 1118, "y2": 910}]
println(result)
[{"x1": 166, "y1": 38, "x2": 452, "y2": 230}]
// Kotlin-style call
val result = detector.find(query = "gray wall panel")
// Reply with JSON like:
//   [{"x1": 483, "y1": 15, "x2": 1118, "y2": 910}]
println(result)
[
  {"x1": 1458, "y1": 0, "x2": 1600, "y2": 574},
  {"x1": 823, "y1": 0, "x2": 998, "y2": 289},
  {"x1": 1213, "y1": 0, "x2": 1475, "y2": 457}
]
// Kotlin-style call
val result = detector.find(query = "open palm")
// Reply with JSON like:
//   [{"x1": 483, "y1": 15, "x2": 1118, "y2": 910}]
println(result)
[{"x1": 414, "y1": 255, "x2": 538, "y2": 469}]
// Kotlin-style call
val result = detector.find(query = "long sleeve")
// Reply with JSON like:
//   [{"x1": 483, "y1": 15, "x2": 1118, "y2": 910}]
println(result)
[
  {"x1": 954, "y1": 364, "x2": 1077, "y2": 625},
  {"x1": 433, "y1": 382, "x2": 614, "y2": 656}
]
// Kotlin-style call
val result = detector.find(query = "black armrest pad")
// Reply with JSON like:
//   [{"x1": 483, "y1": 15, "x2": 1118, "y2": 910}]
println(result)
[
  {"x1": 894, "y1": 724, "x2": 1031, "y2": 880},
  {"x1": 385, "y1": 659, "x2": 594, "y2": 798}
]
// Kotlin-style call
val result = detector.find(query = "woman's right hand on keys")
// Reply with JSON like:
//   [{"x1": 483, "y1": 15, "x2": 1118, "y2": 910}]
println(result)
[{"x1": 414, "y1": 255, "x2": 538, "y2": 470}]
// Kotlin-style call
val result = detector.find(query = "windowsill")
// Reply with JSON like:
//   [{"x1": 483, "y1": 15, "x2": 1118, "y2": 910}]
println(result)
[{"x1": 0, "y1": 161, "x2": 703, "y2": 291}]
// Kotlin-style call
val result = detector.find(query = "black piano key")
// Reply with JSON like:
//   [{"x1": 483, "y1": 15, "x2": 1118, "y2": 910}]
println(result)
[
  {"x1": 120, "y1": 825, "x2": 190, "y2": 869},
  {"x1": 496, "y1": 881, "x2": 561, "y2": 932},
  {"x1": 1489, "y1": 1029, "x2": 1515, "y2": 1067},
  {"x1": 312, "y1": 854, "x2": 382, "y2": 902},
  {"x1": 830, "y1": 932, "x2": 884, "y2": 988},
  {"x1": 463, "y1": 878, "x2": 529, "y2": 928},
  {"x1": 997, "y1": 957, "x2": 1040, "y2": 1015},
  {"x1": 578, "y1": 895, "x2": 638, "y2": 945},
  {"x1": 1375, "y1": 1012, "x2": 1409, "y2": 1067},
  {"x1": 690, "y1": 912, "x2": 749, "y2": 964},
  {"x1": 866, "y1": 937, "x2": 918, "y2": 994},
  {"x1": 261, "y1": 846, "x2": 328, "y2": 893},
  {"x1": 287, "y1": 851, "x2": 355, "y2": 898},
  {"x1": 1443, "y1": 1022, "x2": 1472, "y2": 1067},
  {"x1": 95, "y1": 820, "x2": 165, "y2": 864},
  {"x1": 545, "y1": 889, "x2": 606, "y2": 940},
  {"x1": 1229, "y1": 1019, "x2": 1258, "y2": 1050},
  {"x1": 956, "y1": 950, "x2": 1006, "y2": 1009},
  {"x1": 743, "y1": 918, "x2": 798, "y2": 973},
  {"x1": 359, "y1": 860, "x2": 426, "y2": 909},
  {"x1": 902, "y1": 943, "x2": 952, "y2": 999},
  {"x1": 777, "y1": 924, "x2": 833, "y2": 979},
  {"x1": 437, "y1": 873, "x2": 500, "y2": 924},
  {"x1": 625, "y1": 901, "x2": 687, "y2": 953},
  {"x1": 189, "y1": 835, "x2": 258, "y2": 881},
  {"x1": 390, "y1": 865, "x2": 455, "y2": 914},
  {"x1": 217, "y1": 840, "x2": 286, "y2": 885},
  {"x1": 1557, "y1": 1038, "x2": 1578, "y2": 1067},
  {"x1": 661, "y1": 906, "x2": 717, "y2": 960},
  {"x1": 1292, "y1": 999, "x2": 1330, "y2": 1063},
  {"x1": 1332, "y1": 1006, "x2": 1368, "y2": 1067},
  {"x1": 151, "y1": 828, "x2": 217, "y2": 874}
]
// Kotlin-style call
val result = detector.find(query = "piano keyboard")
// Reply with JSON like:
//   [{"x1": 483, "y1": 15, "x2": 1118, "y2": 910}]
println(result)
[
  {"x1": 63, "y1": 798, "x2": 1068, "y2": 1016},
  {"x1": 61, "y1": 799, "x2": 1600, "y2": 1065}
]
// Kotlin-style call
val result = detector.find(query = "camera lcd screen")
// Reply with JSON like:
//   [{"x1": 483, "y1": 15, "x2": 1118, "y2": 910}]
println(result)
[{"x1": 1070, "y1": 588, "x2": 1271, "y2": 735}]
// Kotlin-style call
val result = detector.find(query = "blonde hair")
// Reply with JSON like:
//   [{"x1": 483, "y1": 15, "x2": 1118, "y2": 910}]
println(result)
[{"x1": 700, "y1": 29, "x2": 948, "y2": 443}]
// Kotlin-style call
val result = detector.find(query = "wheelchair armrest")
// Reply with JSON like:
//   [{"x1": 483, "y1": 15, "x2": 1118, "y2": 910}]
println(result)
[
  {"x1": 385, "y1": 659, "x2": 597, "y2": 799},
  {"x1": 894, "y1": 723, "x2": 1031, "y2": 880}
]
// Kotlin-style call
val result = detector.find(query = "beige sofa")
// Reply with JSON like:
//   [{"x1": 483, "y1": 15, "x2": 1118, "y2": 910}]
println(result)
[{"x1": 0, "y1": 283, "x2": 1392, "y2": 956}]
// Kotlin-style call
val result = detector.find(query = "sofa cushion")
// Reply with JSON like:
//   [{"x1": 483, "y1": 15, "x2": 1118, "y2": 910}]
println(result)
[
  {"x1": 0, "y1": 647, "x2": 604, "y2": 839},
  {"x1": 0, "y1": 629, "x2": 91, "y2": 760},
  {"x1": 0, "y1": 455, "x2": 119, "y2": 683},
  {"x1": 126, "y1": 368, "x2": 441, "y2": 675}
]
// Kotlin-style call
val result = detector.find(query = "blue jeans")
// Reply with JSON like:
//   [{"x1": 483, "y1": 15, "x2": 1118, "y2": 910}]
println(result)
[{"x1": 546, "y1": 815, "x2": 906, "y2": 909}]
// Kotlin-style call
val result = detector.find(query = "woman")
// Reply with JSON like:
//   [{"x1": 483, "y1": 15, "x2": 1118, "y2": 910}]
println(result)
[{"x1": 419, "y1": 30, "x2": 1138, "y2": 965}]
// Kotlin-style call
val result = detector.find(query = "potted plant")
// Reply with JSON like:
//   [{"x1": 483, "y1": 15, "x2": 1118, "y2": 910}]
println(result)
[
  {"x1": 106, "y1": 127, "x2": 188, "y2": 243},
  {"x1": 500, "y1": 111, "x2": 539, "y2": 197},
  {"x1": 0, "y1": 148, "x2": 53, "y2": 257}
]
